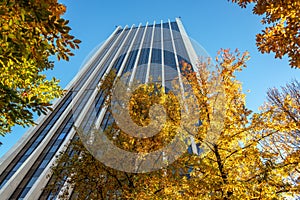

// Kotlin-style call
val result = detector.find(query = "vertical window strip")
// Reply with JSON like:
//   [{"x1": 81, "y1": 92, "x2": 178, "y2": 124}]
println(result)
[
  {"x1": 135, "y1": 48, "x2": 149, "y2": 82},
  {"x1": 168, "y1": 19, "x2": 185, "y2": 96},
  {"x1": 116, "y1": 24, "x2": 141, "y2": 77},
  {"x1": 145, "y1": 21, "x2": 156, "y2": 83},
  {"x1": 129, "y1": 22, "x2": 148, "y2": 85},
  {"x1": 161, "y1": 20, "x2": 165, "y2": 88},
  {"x1": 150, "y1": 23, "x2": 162, "y2": 83}
]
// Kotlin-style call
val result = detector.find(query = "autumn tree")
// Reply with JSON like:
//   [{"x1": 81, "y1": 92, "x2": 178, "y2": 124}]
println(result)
[
  {"x1": 46, "y1": 50, "x2": 299, "y2": 199},
  {"x1": 45, "y1": 74, "x2": 184, "y2": 198},
  {"x1": 0, "y1": 0, "x2": 81, "y2": 136},
  {"x1": 230, "y1": 0, "x2": 300, "y2": 68},
  {"x1": 256, "y1": 80, "x2": 300, "y2": 198},
  {"x1": 177, "y1": 50, "x2": 300, "y2": 199}
]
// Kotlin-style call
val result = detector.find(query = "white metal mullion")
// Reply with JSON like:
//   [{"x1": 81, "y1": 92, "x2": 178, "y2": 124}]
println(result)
[
  {"x1": 176, "y1": 19, "x2": 212, "y2": 154},
  {"x1": 168, "y1": 19, "x2": 184, "y2": 94},
  {"x1": 161, "y1": 20, "x2": 165, "y2": 89},
  {"x1": 168, "y1": 19, "x2": 198, "y2": 155},
  {"x1": 175, "y1": 18, "x2": 198, "y2": 72},
  {"x1": 56, "y1": 176, "x2": 72, "y2": 200},
  {"x1": 145, "y1": 21, "x2": 155, "y2": 83},
  {"x1": 175, "y1": 17, "x2": 203, "y2": 91},
  {"x1": 129, "y1": 23, "x2": 148, "y2": 85}
]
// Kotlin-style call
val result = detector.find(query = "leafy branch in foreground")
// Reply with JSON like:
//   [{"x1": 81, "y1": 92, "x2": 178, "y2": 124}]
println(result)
[
  {"x1": 230, "y1": 0, "x2": 300, "y2": 68},
  {"x1": 0, "y1": 0, "x2": 81, "y2": 136}
]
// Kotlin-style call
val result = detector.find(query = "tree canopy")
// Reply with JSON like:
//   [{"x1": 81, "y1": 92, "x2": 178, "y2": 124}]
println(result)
[
  {"x1": 46, "y1": 50, "x2": 300, "y2": 199},
  {"x1": 230, "y1": 0, "x2": 300, "y2": 68},
  {"x1": 0, "y1": 0, "x2": 80, "y2": 136}
]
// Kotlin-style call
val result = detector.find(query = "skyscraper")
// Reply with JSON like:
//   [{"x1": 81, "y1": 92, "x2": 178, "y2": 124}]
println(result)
[{"x1": 0, "y1": 18, "x2": 200, "y2": 199}]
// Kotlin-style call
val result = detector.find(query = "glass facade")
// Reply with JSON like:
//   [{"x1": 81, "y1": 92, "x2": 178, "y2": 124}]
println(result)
[{"x1": 0, "y1": 18, "x2": 198, "y2": 199}]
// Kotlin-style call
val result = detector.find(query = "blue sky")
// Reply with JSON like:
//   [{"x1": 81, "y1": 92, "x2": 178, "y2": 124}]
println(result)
[{"x1": 0, "y1": 0, "x2": 299, "y2": 157}]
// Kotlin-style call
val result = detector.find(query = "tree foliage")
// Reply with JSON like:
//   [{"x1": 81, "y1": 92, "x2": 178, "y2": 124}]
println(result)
[
  {"x1": 46, "y1": 50, "x2": 300, "y2": 199},
  {"x1": 230, "y1": 0, "x2": 300, "y2": 68},
  {"x1": 258, "y1": 80, "x2": 300, "y2": 197},
  {"x1": 0, "y1": 0, "x2": 81, "y2": 136}
]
